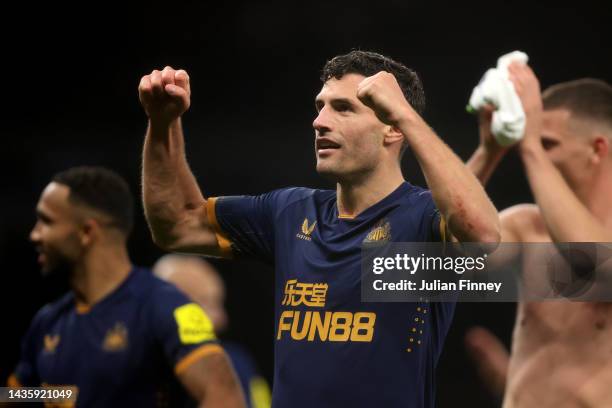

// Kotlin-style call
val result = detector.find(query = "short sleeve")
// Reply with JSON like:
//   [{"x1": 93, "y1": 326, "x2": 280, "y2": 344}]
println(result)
[
  {"x1": 418, "y1": 191, "x2": 445, "y2": 242},
  {"x1": 150, "y1": 283, "x2": 222, "y2": 376},
  {"x1": 207, "y1": 188, "x2": 305, "y2": 263}
]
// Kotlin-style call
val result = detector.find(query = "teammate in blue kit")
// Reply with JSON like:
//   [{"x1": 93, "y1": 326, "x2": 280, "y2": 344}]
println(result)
[
  {"x1": 153, "y1": 255, "x2": 272, "y2": 408},
  {"x1": 139, "y1": 51, "x2": 500, "y2": 407},
  {"x1": 8, "y1": 166, "x2": 245, "y2": 407}
]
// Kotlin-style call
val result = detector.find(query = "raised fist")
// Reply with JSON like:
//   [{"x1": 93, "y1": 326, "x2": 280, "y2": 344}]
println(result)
[
  {"x1": 507, "y1": 62, "x2": 543, "y2": 151},
  {"x1": 357, "y1": 71, "x2": 413, "y2": 127},
  {"x1": 139, "y1": 66, "x2": 191, "y2": 125}
]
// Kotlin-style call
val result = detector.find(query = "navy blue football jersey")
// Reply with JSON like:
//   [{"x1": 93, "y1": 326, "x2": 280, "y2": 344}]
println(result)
[
  {"x1": 10, "y1": 267, "x2": 220, "y2": 407},
  {"x1": 207, "y1": 182, "x2": 456, "y2": 408}
]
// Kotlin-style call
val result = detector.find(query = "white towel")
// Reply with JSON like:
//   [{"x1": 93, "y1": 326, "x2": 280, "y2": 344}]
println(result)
[{"x1": 468, "y1": 51, "x2": 529, "y2": 147}]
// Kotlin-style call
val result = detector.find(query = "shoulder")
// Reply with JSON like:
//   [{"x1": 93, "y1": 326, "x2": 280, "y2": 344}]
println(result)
[
  {"x1": 499, "y1": 204, "x2": 544, "y2": 241},
  {"x1": 215, "y1": 186, "x2": 329, "y2": 213},
  {"x1": 267, "y1": 186, "x2": 334, "y2": 215},
  {"x1": 401, "y1": 183, "x2": 435, "y2": 205},
  {"x1": 25, "y1": 292, "x2": 73, "y2": 336},
  {"x1": 271, "y1": 186, "x2": 331, "y2": 206},
  {"x1": 133, "y1": 267, "x2": 192, "y2": 307},
  {"x1": 500, "y1": 204, "x2": 541, "y2": 227},
  {"x1": 124, "y1": 267, "x2": 194, "y2": 319}
]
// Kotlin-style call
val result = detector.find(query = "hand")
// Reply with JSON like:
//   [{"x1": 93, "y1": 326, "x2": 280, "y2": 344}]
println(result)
[
  {"x1": 507, "y1": 62, "x2": 544, "y2": 153},
  {"x1": 465, "y1": 326, "x2": 509, "y2": 400},
  {"x1": 139, "y1": 66, "x2": 191, "y2": 126},
  {"x1": 357, "y1": 71, "x2": 415, "y2": 127},
  {"x1": 477, "y1": 104, "x2": 511, "y2": 156}
]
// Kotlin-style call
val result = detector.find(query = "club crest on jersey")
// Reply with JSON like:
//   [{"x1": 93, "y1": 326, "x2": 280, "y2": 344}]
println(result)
[
  {"x1": 363, "y1": 219, "x2": 392, "y2": 243},
  {"x1": 297, "y1": 218, "x2": 317, "y2": 241},
  {"x1": 103, "y1": 322, "x2": 129, "y2": 352},
  {"x1": 43, "y1": 334, "x2": 60, "y2": 354}
]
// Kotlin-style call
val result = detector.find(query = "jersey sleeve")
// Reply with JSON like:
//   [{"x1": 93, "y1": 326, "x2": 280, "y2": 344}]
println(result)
[
  {"x1": 150, "y1": 283, "x2": 222, "y2": 376},
  {"x1": 207, "y1": 187, "x2": 306, "y2": 263},
  {"x1": 11, "y1": 306, "x2": 48, "y2": 386},
  {"x1": 419, "y1": 191, "x2": 446, "y2": 242}
]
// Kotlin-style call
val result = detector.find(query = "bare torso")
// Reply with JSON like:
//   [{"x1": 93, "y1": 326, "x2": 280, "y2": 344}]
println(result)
[{"x1": 503, "y1": 206, "x2": 612, "y2": 408}]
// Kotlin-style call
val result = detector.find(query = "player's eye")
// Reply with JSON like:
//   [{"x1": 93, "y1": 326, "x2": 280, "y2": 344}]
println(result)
[
  {"x1": 541, "y1": 137, "x2": 560, "y2": 151},
  {"x1": 36, "y1": 211, "x2": 53, "y2": 224},
  {"x1": 333, "y1": 101, "x2": 353, "y2": 112}
]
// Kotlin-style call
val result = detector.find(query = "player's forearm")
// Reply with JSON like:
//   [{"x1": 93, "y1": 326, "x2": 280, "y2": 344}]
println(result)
[
  {"x1": 521, "y1": 144, "x2": 612, "y2": 242},
  {"x1": 142, "y1": 119, "x2": 207, "y2": 248},
  {"x1": 398, "y1": 114, "x2": 501, "y2": 243},
  {"x1": 466, "y1": 145, "x2": 507, "y2": 186},
  {"x1": 185, "y1": 353, "x2": 247, "y2": 408},
  {"x1": 199, "y1": 389, "x2": 246, "y2": 408}
]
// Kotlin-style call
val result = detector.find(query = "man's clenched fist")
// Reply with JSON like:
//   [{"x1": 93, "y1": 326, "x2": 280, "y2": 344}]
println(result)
[
  {"x1": 139, "y1": 66, "x2": 191, "y2": 125},
  {"x1": 357, "y1": 71, "x2": 415, "y2": 127}
]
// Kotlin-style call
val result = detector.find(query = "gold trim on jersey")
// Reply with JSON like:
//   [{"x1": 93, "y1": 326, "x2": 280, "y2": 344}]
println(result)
[
  {"x1": 174, "y1": 343, "x2": 224, "y2": 375},
  {"x1": 7, "y1": 373, "x2": 21, "y2": 387},
  {"x1": 206, "y1": 197, "x2": 234, "y2": 258}
]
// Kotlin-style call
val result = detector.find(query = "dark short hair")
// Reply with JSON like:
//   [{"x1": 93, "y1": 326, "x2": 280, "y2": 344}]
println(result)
[
  {"x1": 321, "y1": 50, "x2": 426, "y2": 115},
  {"x1": 543, "y1": 78, "x2": 612, "y2": 129},
  {"x1": 52, "y1": 166, "x2": 134, "y2": 235}
]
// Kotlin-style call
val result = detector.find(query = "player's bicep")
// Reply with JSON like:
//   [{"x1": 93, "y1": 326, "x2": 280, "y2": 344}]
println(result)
[{"x1": 177, "y1": 350, "x2": 246, "y2": 408}]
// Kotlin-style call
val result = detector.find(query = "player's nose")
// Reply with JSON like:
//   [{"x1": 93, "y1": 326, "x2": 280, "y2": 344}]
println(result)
[
  {"x1": 30, "y1": 222, "x2": 41, "y2": 243},
  {"x1": 313, "y1": 109, "x2": 332, "y2": 135}
]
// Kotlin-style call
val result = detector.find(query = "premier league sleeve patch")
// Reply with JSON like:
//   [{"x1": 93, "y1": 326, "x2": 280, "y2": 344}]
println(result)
[{"x1": 173, "y1": 303, "x2": 216, "y2": 344}]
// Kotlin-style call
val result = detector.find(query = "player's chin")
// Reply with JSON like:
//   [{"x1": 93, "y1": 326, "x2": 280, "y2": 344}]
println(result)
[
  {"x1": 40, "y1": 261, "x2": 55, "y2": 276},
  {"x1": 315, "y1": 160, "x2": 341, "y2": 179},
  {"x1": 40, "y1": 255, "x2": 72, "y2": 278}
]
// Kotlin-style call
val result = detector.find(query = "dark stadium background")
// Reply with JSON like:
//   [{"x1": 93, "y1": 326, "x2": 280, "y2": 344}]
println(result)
[{"x1": 1, "y1": 2, "x2": 610, "y2": 406}]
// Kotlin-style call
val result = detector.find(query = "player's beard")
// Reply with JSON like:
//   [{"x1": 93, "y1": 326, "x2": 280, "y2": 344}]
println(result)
[{"x1": 41, "y1": 253, "x2": 74, "y2": 282}]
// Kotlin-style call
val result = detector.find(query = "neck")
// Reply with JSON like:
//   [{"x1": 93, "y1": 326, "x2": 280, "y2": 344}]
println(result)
[
  {"x1": 336, "y1": 162, "x2": 404, "y2": 217},
  {"x1": 71, "y1": 242, "x2": 132, "y2": 307}
]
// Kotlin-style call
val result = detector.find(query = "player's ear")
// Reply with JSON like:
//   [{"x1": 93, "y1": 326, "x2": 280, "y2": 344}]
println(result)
[
  {"x1": 383, "y1": 125, "x2": 404, "y2": 146},
  {"x1": 79, "y1": 218, "x2": 101, "y2": 246},
  {"x1": 591, "y1": 135, "x2": 609, "y2": 165}
]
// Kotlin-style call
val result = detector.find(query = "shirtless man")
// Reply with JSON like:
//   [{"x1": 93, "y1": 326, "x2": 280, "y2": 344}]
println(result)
[{"x1": 465, "y1": 65, "x2": 612, "y2": 407}]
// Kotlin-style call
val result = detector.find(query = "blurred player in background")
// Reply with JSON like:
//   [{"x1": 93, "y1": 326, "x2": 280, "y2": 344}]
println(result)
[
  {"x1": 465, "y1": 67, "x2": 612, "y2": 407},
  {"x1": 139, "y1": 50, "x2": 500, "y2": 407},
  {"x1": 6, "y1": 166, "x2": 244, "y2": 407},
  {"x1": 153, "y1": 254, "x2": 271, "y2": 408}
]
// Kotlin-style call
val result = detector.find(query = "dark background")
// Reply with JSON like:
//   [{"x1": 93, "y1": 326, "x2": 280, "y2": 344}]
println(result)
[{"x1": 1, "y1": 2, "x2": 610, "y2": 406}]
